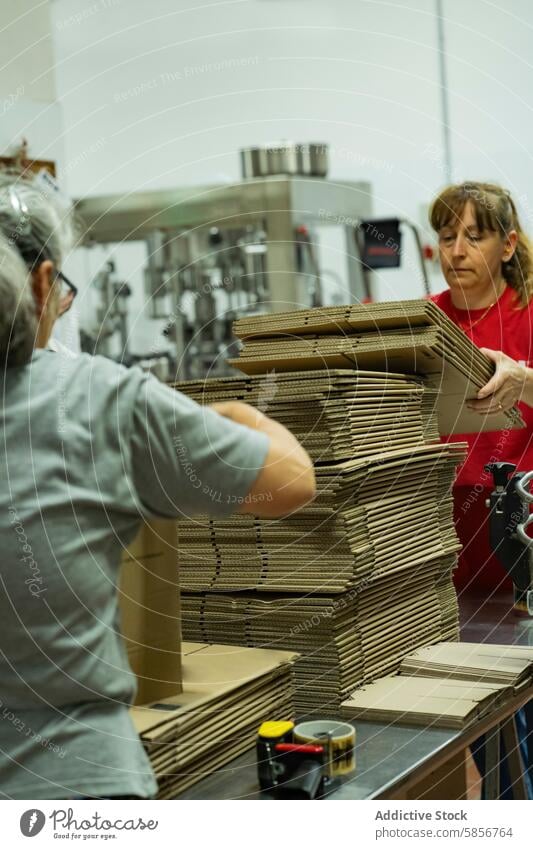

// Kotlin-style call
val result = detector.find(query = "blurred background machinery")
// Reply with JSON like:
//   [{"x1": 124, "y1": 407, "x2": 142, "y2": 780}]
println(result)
[{"x1": 76, "y1": 145, "x2": 372, "y2": 379}]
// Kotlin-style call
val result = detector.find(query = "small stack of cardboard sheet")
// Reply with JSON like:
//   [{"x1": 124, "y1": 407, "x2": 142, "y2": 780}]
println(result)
[
  {"x1": 399, "y1": 642, "x2": 533, "y2": 692},
  {"x1": 340, "y1": 642, "x2": 533, "y2": 729},
  {"x1": 339, "y1": 675, "x2": 514, "y2": 729},
  {"x1": 173, "y1": 369, "x2": 439, "y2": 462},
  {"x1": 130, "y1": 642, "x2": 298, "y2": 799},
  {"x1": 181, "y1": 553, "x2": 458, "y2": 712},
  {"x1": 229, "y1": 299, "x2": 524, "y2": 436},
  {"x1": 177, "y1": 444, "x2": 464, "y2": 595}
]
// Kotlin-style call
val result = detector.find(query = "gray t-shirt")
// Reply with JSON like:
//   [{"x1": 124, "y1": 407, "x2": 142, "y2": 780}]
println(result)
[{"x1": 0, "y1": 349, "x2": 269, "y2": 799}]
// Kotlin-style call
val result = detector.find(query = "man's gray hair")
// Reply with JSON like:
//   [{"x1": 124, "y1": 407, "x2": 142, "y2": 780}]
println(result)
[
  {"x1": 0, "y1": 172, "x2": 74, "y2": 269},
  {"x1": 0, "y1": 233, "x2": 37, "y2": 367},
  {"x1": 0, "y1": 173, "x2": 75, "y2": 366}
]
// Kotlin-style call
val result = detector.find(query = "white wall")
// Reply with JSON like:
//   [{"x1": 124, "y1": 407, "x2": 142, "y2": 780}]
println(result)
[
  {"x1": 0, "y1": 1, "x2": 64, "y2": 165},
  {"x1": 47, "y1": 0, "x2": 533, "y2": 354},
  {"x1": 0, "y1": 0, "x2": 56, "y2": 101},
  {"x1": 0, "y1": 1, "x2": 80, "y2": 349},
  {"x1": 50, "y1": 0, "x2": 440, "y2": 196},
  {"x1": 445, "y1": 0, "x2": 533, "y2": 232}
]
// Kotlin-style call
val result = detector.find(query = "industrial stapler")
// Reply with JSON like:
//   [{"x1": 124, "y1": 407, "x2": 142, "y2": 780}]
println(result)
[{"x1": 485, "y1": 462, "x2": 533, "y2": 616}]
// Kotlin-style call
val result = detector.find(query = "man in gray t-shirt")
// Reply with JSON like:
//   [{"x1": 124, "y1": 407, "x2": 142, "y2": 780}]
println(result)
[{"x1": 0, "y1": 349, "x2": 314, "y2": 799}]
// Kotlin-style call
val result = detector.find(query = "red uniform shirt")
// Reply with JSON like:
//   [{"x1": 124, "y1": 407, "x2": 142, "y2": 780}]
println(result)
[{"x1": 432, "y1": 285, "x2": 533, "y2": 487}]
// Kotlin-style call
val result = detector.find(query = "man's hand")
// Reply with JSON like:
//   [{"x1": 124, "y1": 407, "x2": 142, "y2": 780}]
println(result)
[
  {"x1": 467, "y1": 348, "x2": 530, "y2": 415},
  {"x1": 209, "y1": 400, "x2": 316, "y2": 516}
]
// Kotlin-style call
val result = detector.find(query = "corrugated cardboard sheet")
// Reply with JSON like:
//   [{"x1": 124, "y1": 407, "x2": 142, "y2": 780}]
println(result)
[
  {"x1": 176, "y1": 443, "x2": 465, "y2": 595},
  {"x1": 399, "y1": 641, "x2": 533, "y2": 690},
  {"x1": 173, "y1": 369, "x2": 440, "y2": 462},
  {"x1": 181, "y1": 551, "x2": 460, "y2": 713},
  {"x1": 130, "y1": 642, "x2": 298, "y2": 798},
  {"x1": 229, "y1": 299, "x2": 524, "y2": 436},
  {"x1": 340, "y1": 675, "x2": 514, "y2": 729}
]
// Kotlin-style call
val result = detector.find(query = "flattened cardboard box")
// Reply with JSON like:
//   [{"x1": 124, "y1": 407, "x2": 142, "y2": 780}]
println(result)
[
  {"x1": 130, "y1": 642, "x2": 298, "y2": 734},
  {"x1": 229, "y1": 300, "x2": 524, "y2": 435},
  {"x1": 119, "y1": 519, "x2": 181, "y2": 705},
  {"x1": 340, "y1": 674, "x2": 513, "y2": 729},
  {"x1": 181, "y1": 554, "x2": 459, "y2": 712},
  {"x1": 178, "y1": 444, "x2": 464, "y2": 595},
  {"x1": 174, "y1": 369, "x2": 439, "y2": 464},
  {"x1": 399, "y1": 641, "x2": 533, "y2": 690}
]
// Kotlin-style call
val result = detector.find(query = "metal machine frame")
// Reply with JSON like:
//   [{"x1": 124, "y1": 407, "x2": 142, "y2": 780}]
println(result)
[
  {"x1": 76, "y1": 176, "x2": 372, "y2": 376},
  {"x1": 77, "y1": 177, "x2": 371, "y2": 305}
]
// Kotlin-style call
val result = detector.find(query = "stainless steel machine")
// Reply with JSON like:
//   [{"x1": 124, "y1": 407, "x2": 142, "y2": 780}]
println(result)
[{"x1": 76, "y1": 153, "x2": 372, "y2": 378}]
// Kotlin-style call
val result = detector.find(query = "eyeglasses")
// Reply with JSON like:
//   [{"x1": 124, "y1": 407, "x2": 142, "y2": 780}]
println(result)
[{"x1": 56, "y1": 270, "x2": 78, "y2": 316}]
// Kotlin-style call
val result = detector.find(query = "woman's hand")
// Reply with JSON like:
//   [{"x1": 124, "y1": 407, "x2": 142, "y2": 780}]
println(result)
[{"x1": 467, "y1": 348, "x2": 528, "y2": 414}]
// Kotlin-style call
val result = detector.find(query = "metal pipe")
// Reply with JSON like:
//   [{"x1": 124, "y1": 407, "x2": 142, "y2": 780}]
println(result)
[{"x1": 436, "y1": 0, "x2": 453, "y2": 183}]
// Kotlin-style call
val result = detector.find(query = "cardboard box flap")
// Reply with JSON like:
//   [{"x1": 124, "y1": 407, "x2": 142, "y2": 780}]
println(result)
[{"x1": 130, "y1": 642, "x2": 298, "y2": 735}]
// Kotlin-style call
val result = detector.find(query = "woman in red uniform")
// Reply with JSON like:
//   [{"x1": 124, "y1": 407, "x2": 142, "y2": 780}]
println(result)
[
  {"x1": 429, "y1": 181, "x2": 533, "y2": 799},
  {"x1": 429, "y1": 181, "x2": 533, "y2": 595}
]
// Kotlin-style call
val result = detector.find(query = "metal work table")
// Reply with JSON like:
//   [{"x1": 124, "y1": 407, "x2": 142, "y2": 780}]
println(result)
[{"x1": 179, "y1": 592, "x2": 533, "y2": 800}]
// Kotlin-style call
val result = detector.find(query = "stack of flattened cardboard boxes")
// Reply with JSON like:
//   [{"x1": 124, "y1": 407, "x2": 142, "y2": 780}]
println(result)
[
  {"x1": 340, "y1": 642, "x2": 533, "y2": 729},
  {"x1": 130, "y1": 642, "x2": 297, "y2": 798},
  {"x1": 119, "y1": 521, "x2": 297, "y2": 796},
  {"x1": 174, "y1": 299, "x2": 525, "y2": 713},
  {"x1": 177, "y1": 411, "x2": 464, "y2": 711},
  {"x1": 339, "y1": 676, "x2": 514, "y2": 730},
  {"x1": 228, "y1": 299, "x2": 523, "y2": 436}
]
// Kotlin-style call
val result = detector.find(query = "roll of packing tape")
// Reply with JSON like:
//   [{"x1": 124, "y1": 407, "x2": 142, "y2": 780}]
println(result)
[{"x1": 293, "y1": 720, "x2": 356, "y2": 777}]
